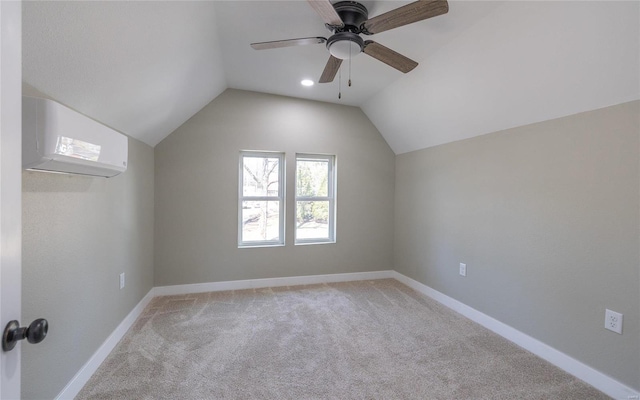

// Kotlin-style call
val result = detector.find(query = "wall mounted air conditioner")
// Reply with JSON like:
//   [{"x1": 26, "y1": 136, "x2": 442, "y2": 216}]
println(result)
[{"x1": 22, "y1": 96, "x2": 128, "y2": 178}]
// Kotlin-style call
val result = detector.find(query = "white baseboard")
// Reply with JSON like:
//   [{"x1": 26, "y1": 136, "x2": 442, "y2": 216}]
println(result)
[
  {"x1": 55, "y1": 289, "x2": 155, "y2": 400},
  {"x1": 391, "y1": 271, "x2": 640, "y2": 400},
  {"x1": 59, "y1": 270, "x2": 639, "y2": 400},
  {"x1": 153, "y1": 270, "x2": 394, "y2": 296},
  {"x1": 59, "y1": 271, "x2": 392, "y2": 398}
]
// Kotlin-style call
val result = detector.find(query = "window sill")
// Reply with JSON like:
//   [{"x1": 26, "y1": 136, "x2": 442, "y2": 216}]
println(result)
[
  {"x1": 294, "y1": 240, "x2": 336, "y2": 246},
  {"x1": 238, "y1": 243, "x2": 285, "y2": 249}
]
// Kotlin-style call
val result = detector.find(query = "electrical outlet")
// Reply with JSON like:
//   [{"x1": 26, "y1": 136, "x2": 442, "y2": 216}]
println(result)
[
  {"x1": 459, "y1": 263, "x2": 467, "y2": 277},
  {"x1": 119, "y1": 272, "x2": 125, "y2": 290},
  {"x1": 604, "y1": 309, "x2": 623, "y2": 334}
]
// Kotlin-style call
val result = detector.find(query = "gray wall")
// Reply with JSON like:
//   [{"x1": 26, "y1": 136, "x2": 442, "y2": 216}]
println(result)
[
  {"x1": 22, "y1": 137, "x2": 154, "y2": 399},
  {"x1": 154, "y1": 89, "x2": 395, "y2": 285},
  {"x1": 394, "y1": 101, "x2": 640, "y2": 390}
]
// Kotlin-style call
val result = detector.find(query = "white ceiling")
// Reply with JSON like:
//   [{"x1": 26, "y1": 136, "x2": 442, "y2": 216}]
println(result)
[
  {"x1": 22, "y1": 1, "x2": 640, "y2": 153},
  {"x1": 23, "y1": 1, "x2": 227, "y2": 147}
]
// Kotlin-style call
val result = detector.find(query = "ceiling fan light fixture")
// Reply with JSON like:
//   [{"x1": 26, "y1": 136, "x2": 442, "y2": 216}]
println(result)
[{"x1": 326, "y1": 32, "x2": 364, "y2": 60}]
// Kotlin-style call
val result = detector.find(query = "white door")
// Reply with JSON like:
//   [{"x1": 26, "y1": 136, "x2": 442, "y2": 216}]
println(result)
[{"x1": 0, "y1": 1, "x2": 22, "y2": 399}]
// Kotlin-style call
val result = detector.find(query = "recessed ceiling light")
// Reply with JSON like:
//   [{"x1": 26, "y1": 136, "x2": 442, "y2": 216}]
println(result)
[{"x1": 301, "y1": 79, "x2": 314, "y2": 87}]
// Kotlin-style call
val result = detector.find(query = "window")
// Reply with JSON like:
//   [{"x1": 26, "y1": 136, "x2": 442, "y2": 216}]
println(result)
[
  {"x1": 238, "y1": 152, "x2": 284, "y2": 247},
  {"x1": 295, "y1": 154, "x2": 336, "y2": 244}
]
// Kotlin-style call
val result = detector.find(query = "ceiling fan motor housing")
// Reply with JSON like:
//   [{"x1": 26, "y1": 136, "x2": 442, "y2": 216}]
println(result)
[
  {"x1": 333, "y1": 1, "x2": 368, "y2": 30},
  {"x1": 327, "y1": 1, "x2": 369, "y2": 59}
]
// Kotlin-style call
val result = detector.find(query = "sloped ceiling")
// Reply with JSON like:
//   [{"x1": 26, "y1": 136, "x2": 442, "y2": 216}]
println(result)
[
  {"x1": 22, "y1": 1, "x2": 640, "y2": 153},
  {"x1": 23, "y1": 1, "x2": 227, "y2": 147},
  {"x1": 362, "y1": 1, "x2": 640, "y2": 153}
]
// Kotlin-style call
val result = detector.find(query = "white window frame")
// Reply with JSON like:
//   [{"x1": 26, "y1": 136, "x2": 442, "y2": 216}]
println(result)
[
  {"x1": 295, "y1": 153, "x2": 336, "y2": 245},
  {"x1": 238, "y1": 151, "x2": 285, "y2": 247}
]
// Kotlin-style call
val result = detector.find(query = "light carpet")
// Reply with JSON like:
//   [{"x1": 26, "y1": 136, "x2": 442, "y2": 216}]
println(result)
[{"x1": 76, "y1": 279, "x2": 609, "y2": 399}]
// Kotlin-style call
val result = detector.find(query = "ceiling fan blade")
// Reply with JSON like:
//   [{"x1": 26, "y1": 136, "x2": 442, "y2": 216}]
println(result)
[
  {"x1": 250, "y1": 37, "x2": 327, "y2": 50},
  {"x1": 363, "y1": 41, "x2": 418, "y2": 73},
  {"x1": 307, "y1": 0, "x2": 344, "y2": 27},
  {"x1": 319, "y1": 55, "x2": 343, "y2": 83},
  {"x1": 363, "y1": 0, "x2": 448, "y2": 34}
]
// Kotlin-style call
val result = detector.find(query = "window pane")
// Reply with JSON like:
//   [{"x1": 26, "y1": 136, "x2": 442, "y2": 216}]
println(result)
[
  {"x1": 241, "y1": 200, "x2": 281, "y2": 242},
  {"x1": 296, "y1": 160, "x2": 328, "y2": 197},
  {"x1": 296, "y1": 201, "x2": 329, "y2": 240},
  {"x1": 243, "y1": 156, "x2": 280, "y2": 197}
]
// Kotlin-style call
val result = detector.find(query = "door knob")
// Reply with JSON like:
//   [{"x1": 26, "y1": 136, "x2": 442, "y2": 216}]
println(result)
[{"x1": 2, "y1": 318, "x2": 48, "y2": 351}]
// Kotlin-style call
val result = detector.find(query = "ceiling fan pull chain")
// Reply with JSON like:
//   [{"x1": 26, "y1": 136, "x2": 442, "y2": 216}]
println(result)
[
  {"x1": 338, "y1": 65, "x2": 342, "y2": 99},
  {"x1": 348, "y1": 44, "x2": 352, "y2": 87}
]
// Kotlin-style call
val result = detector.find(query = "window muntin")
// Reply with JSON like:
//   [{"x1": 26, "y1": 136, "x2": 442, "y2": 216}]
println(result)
[
  {"x1": 295, "y1": 154, "x2": 336, "y2": 244},
  {"x1": 239, "y1": 152, "x2": 284, "y2": 247}
]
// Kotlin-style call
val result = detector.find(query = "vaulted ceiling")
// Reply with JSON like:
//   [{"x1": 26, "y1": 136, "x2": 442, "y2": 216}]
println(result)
[{"x1": 22, "y1": 1, "x2": 639, "y2": 154}]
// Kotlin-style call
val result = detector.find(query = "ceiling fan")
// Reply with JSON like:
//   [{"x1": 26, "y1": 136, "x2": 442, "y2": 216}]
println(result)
[{"x1": 250, "y1": 0, "x2": 449, "y2": 84}]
